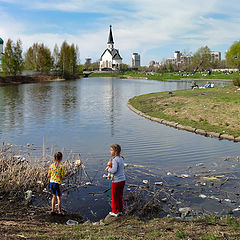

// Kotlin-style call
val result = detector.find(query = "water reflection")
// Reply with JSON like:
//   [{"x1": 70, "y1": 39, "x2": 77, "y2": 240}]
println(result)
[
  {"x1": 0, "y1": 78, "x2": 235, "y2": 168},
  {"x1": 1, "y1": 78, "x2": 239, "y2": 220}
]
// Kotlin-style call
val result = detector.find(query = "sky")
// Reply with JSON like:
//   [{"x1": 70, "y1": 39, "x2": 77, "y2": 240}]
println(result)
[{"x1": 0, "y1": 0, "x2": 240, "y2": 66}]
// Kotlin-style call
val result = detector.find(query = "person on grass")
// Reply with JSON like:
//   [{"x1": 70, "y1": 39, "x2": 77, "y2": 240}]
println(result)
[
  {"x1": 106, "y1": 144, "x2": 126, "y2": 217},
  {"x1": 48, "y1": 152, "x2": 66, "y2": 215}
]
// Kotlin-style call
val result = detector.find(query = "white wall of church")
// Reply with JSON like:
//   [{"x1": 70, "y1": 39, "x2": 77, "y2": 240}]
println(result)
[
  {"x1": 113, "y1": 59, "x2": 122, "y2": 65},
  {"x1": 101, "y1": 51, "x2": 112, "y2": 62},
  {"x1": 100, "y1": 51, "x2": 113, "y2": 69}
]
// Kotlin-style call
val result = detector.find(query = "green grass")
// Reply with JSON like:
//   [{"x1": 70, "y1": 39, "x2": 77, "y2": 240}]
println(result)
[
  {"x1": 87, "y1": 71, "x2": 240, "y2": 82},
  {"x1": 2, "y1": 215, "x2": 240, "y2": 240},
  {"x1": 89, "y1": 72, "x2": 125, "y2": 78},
  {"x1": 176, "y1": 230, "x2": 189, "y2": 239},
  {"x1": 129, "y1": 85, "x2": 240, "y2": 137},
  {"x1": 124, "y1": 71, "x2": 239, "y2": 81}
]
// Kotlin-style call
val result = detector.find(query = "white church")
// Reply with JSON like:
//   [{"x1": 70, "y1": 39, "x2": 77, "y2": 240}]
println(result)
[{"x1": 99, "y1": 25, "x2": 122, "y2": 71}]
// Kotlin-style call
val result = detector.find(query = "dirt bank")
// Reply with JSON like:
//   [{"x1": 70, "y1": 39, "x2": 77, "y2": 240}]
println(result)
[{"x1": 0, "y1": 74, "x2": 65, "y2": 85}]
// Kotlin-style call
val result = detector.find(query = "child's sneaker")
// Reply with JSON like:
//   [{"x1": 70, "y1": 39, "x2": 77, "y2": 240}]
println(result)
[
  {"x1": 109, "y1": 212, "x2": 118, "y2": 217},
  {"x1": 118, "y1": 212, "x2": 123, "y2": 216}
]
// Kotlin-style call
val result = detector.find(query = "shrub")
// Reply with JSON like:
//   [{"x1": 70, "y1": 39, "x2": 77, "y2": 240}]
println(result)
[{"x1": 233, "y1": 77, "x2": 240, "y2": 87}]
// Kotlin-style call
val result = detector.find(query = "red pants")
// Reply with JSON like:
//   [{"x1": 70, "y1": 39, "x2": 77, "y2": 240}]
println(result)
[{"x1": 111, "y1": 181, "x2": 125, "y2": 214}]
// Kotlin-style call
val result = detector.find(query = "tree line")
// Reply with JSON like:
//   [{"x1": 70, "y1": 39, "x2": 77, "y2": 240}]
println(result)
[
  {"x1": 1, "y1": 39, "x2": 240, "y2": 76},
  {"x1": 1, "y1": 39, "x2": 80, "y2": 78},
  {"x1": 149, "y1": 42, "x2": 240, "y2": 73}
]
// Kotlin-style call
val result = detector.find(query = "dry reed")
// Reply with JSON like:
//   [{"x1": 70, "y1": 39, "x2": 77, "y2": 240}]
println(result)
[{"x1": 0, "y1": 143, "x2": 82, "y2": 199}]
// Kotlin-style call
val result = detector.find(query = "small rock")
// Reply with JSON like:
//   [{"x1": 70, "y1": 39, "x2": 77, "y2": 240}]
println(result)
[
  {"x1": 24, "y1": 190, "x2": 32, "y2": 202},
  {"x1": 66, "y1": 219, "x2": 78, "y2": 225},
  {"x1": 179, "y1": 207, "x2": 191, "y2": 218}
]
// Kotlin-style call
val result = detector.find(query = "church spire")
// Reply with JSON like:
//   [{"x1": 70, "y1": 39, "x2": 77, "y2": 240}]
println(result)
[{"x1": 107, "y1": 25, "x2": 114, "y2": 44}]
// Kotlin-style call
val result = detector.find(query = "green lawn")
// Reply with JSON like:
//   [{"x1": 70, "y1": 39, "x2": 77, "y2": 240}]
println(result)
[{"x1": 129, "y1": 85, "x2": 240, "y2": 137}]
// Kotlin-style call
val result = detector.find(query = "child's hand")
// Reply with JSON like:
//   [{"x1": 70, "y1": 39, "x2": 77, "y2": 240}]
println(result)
[{"x1": 105, "y1": 167, "x2": 109, "y2": 171}]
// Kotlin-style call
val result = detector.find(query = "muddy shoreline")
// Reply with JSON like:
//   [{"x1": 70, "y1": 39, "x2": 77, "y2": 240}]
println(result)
[{"x1": 0, "y1": 74, "x2": 81, "y2": 85}]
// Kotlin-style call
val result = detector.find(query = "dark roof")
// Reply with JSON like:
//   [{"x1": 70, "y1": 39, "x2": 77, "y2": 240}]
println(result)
[
  {"x1": 107, "y1": 25, "x2": 114, "y2": 44},
  {"x1": 100, "y1": 48, "x2": 122, "y2": 61},
  {"x1": 112, "y1": 49, "x2": 122, "y2": 60}
]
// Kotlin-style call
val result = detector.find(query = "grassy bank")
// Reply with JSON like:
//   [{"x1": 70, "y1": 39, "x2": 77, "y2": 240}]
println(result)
[
  {"x1": 1, "y1": 200, "x2": 240, "y2": 240},
  {"x1": 129, "y1": 85, "x2": 240, "y2": 137},
  {"x1": 126, "y1": 71, "x2": 240, "y2": 81},
  {"x1": 88, "y1": 71, "x2": 239, "y2": 82},
  {"x1": 89, "y1": 72, "x2": 125, "y2": 78}
]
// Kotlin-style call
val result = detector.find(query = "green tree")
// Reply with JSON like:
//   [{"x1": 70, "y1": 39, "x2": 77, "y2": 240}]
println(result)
[
  {"x1": 25, "y1": 43, "x2": 53, "y2": 72},
  {"x1": 88, "y1": 62, "x2": 99, "y2": 71},
  {"x1": 167, "y1": 63, "x2": 174, "y2": 72},
  {"x1": 121, "y1": 63, "x2": 129, "y2": 71},
  {"x1": 1, "y1": 39, "x2": 14, "y2": 75},
  {"x1": 226, "y1": 41, "x2": 240, "y2": 70},
  {"x1": 36, "y1": 43, "x2": 53, "y2": 72},
  {"x1": 192, "y1": 46, "x2": 211, "y2": 71},
  {"x1": 69, "y1": 44, "x2": 77, "y2": 74},
  {"x1": 58, "y1": 41, "x2": 79, "y2": 78},
  {"x1": 24, "y1": 46, "x2": 36, "y2": 70},
  {"x1": 2, "y1": 39, "x2": 24, "y2": 76}
]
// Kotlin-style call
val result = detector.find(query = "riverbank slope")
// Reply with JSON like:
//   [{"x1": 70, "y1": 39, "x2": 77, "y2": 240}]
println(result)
[
  {"x1": 0, "y1": 74, "x2": 84, "y2": 85},
  {"x1": 128, "y1": 85, "x2": 240, "y2": 140},
  {"x1": 89, "y1": 71, "x2": 239, "y2": 82},
  {"x1": 1, "y1": 201, "x2": 240, "y2": 239}
]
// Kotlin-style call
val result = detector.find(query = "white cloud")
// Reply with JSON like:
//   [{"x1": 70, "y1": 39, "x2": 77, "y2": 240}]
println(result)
[{"x1": 0, "y1": 0, "x2": 240, "y2": 64}]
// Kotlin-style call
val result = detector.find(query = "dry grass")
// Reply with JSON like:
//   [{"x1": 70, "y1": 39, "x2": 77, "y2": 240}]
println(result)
[{"x1": 0, "y1": 143, "x2": 81, "y2": 199}]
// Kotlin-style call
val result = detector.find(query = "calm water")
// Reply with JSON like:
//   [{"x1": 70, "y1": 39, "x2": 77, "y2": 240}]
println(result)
[
  {"x1": 0, "y1": 78, "x2": 237, "y2": 167},
  {"x1": 0, "y1": 77, "x2": 239, "y2": 220}
]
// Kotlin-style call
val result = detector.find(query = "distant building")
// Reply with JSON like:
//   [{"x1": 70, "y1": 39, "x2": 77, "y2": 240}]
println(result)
[
  {"x1": 0, "y1": 37, "x2": 3, "y2": 68},
  {"x1": 180, "y1": 54, "x2": 193, "y2": 65},
  {"x1": 132, "y1": 53, "x2": 140, "y2": 67},
  {"x1": 85, "y1": 58, "x2": 91, "y2": 68},
  {"x1": 99, "y1": 25, "x2": 122, "y2": 71},
  {"x1": 211, "y1": 51, "x2": 221, "y2": 61},
  {"x1": 149, "y1": 60, "x2": 156, "y2": 67},
  {"x1": 174, "y1": 51, "x2": 181, "y2": 62},
  {"x1": 165, "y1": 57, "x2": 177, "y2": 65},
  {"x1": 164, "y1": 50, "x2": 193, "y2": 66}
]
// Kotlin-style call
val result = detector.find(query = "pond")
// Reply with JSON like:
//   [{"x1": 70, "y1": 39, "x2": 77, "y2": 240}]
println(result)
[{"x1": 0, "y1": 77, "x2": 239, "y2": 221}]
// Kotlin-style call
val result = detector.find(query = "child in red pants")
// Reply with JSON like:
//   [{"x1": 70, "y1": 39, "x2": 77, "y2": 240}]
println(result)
[{"x1": 106, "y1": 144, "x2": 126, "y2": 217}]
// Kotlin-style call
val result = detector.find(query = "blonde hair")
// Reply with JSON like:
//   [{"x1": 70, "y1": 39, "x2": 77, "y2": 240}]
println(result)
[
  {"x1": 54, "y1": 152, "x2": 63, "y2": 162},
  {"x1": 110, "y1": 144, "x2": 121, "y2": 156}
]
